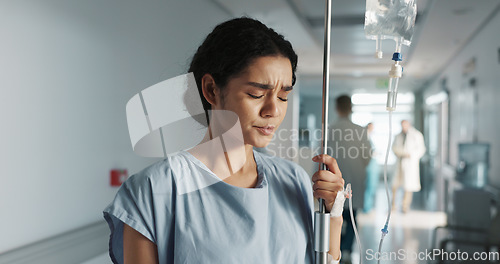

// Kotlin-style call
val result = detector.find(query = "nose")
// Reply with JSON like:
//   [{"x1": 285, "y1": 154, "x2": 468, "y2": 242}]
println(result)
[{"x1": 260, "y1": 97, "x2": 280, "y2": 118}]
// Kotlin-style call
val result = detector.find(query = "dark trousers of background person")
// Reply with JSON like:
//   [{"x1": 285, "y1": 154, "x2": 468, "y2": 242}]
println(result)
[{"x1": 340, "y1": 208, "x2": 357, "y2": 254}]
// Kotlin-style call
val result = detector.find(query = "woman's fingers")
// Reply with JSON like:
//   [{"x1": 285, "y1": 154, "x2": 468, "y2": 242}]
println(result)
[
  {"x1": 312, "y1": 154, "x2": 344, "y2": 211},
  {"x1": 312, "y1": 178, "x2": 344, "y2": 193},
  {"x1": 312, "y1": 154, "x2": 342, "y2": 177},
  {"x1": 312, "y1": 171, "x2": 344, "y2": 203},
  {"x1": 311, "y1": 170, "x2": 343, "y2": 184},
  {"x1": 313, "y1": 189, "x2": 336, "y2": 200}
]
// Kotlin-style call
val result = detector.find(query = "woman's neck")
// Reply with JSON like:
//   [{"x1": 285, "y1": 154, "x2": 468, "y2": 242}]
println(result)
[
  {"x1": 188, "y1": 133, "x2": 258, "y2": 188},
  {"x1": 222, "y1": 145, "x2": 258, "y2": 188}
]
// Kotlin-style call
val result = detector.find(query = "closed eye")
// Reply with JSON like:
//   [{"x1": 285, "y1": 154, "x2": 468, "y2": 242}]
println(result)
[
  {"x1": 247, "y1": 93, "x2": 264, "y2": 99},
  {"x1": 278, "y1": 97, "x2": 288, "y2": 102}
]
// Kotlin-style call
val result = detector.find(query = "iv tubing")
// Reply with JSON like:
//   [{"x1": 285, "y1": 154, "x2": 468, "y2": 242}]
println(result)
[
  {"x1": 377, "y1": 38, "x2": 402, "y2": 263},
  {"x1": 347, "y1": 184, "x2": 363, "y2": 264},
  {"x1": 394, "y1": 37, "x2": 402, "y2": 53},
  {"x1": 375, "y1": 35, "x2": 383, "y2": 58},
  {"x1": 377, "y1": 111, "x2": 393, "y2": 264}
]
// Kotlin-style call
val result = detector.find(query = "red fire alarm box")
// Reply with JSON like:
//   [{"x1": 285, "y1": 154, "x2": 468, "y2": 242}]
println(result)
[{"x1": 110, "y1": 169, "x2": 128, "y2": 187}]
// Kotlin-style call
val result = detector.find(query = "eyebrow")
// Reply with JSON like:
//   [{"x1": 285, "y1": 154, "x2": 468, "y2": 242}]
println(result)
[{"x1": 246, "y1": 82, "x2": 293, "y2": 91}]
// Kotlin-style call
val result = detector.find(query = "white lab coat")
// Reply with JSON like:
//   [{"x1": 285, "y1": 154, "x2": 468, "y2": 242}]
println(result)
[{"x1": 392, "y1": 127, "x2": 426, "y2": 192}]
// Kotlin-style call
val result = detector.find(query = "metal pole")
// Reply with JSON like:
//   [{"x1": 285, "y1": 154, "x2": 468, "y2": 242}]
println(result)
[{"x1": 314, "y1": 0, "x2": 332, "y2": 263}]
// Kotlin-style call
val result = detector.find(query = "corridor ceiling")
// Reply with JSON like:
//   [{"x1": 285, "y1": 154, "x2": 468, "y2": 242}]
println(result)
[{"x1": 211, "y1": 0, "x2": 500, "y2": 96}]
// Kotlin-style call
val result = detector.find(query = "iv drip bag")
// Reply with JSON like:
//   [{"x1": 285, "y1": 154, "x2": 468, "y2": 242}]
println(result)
[{"x1": 364, "y1": 0, "x2": 417, "y2": 46}]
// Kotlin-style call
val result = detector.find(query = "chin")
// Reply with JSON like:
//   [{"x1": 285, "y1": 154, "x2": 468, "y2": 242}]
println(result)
[
  {"x1": 249, "y1": 137, "x2": 273, "y2": 148},
  {"x1": 243, "y1": 128, "x2": 277, "y2": 148},
  {"x1": 242, "y1": 134, "x2": 268, "y2": 148}
]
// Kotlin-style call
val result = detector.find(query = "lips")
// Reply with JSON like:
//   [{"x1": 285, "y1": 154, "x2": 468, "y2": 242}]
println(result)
[{"x1": 254, "y1": 125, "x2": 275, "y2": 136}]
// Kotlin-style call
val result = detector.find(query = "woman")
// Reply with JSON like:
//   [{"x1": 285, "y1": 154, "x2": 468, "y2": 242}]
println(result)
[{"x1": 104, "y1": 17, "x2": 344, "y2": 264}]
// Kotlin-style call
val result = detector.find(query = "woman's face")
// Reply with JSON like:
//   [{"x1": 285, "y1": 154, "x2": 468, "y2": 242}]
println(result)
[{"x1": 214, "y1": 56, "x2": 293, "y2": 148}]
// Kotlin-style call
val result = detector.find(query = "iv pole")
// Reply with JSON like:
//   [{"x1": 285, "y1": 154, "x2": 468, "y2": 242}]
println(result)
[{"x1": 314, "y1": 0, "x2": 332, "y2": 263}]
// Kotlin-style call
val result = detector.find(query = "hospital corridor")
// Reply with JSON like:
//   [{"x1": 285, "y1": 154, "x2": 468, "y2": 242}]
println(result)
[{"x1": 1, "y1": 0, "x2": 500, "y2": 264}]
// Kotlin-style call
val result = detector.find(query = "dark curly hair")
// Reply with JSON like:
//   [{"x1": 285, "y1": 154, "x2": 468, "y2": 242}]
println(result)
[{"x1": 188, "y1": 17, "x2": 298, "y2": 115}]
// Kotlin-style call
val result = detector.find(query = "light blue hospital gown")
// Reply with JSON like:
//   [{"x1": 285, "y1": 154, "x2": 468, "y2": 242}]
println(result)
[{"x1": 103, "y1": 150, "x2": 315, "y2": 263}]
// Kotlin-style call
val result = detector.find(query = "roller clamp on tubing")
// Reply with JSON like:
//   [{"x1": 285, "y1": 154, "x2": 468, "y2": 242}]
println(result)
[{"x1": 381, "y1": 224, "x2": 389, "y2": 236}]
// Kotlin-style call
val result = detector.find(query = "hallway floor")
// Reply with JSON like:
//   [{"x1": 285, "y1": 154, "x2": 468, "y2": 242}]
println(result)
[{"x1": 351, "y1": 209, "x2": 446, "y2": 264}]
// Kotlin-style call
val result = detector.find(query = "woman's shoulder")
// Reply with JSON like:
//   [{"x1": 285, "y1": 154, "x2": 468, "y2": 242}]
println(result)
[
  {"x1": 127, "y1": 151, "x2": 223, "y2": 196},
  {"x1": 123, "y1": 152, "x2": 191, "y2": 192}
]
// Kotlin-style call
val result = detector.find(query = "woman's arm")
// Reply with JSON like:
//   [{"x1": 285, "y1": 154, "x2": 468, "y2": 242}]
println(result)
[
  {"x1": 123, "y1": 224, "x2": 159, "y2": 264},
  {"x1": 329, "y1": 216, "x2": 342, "y2": 261}
]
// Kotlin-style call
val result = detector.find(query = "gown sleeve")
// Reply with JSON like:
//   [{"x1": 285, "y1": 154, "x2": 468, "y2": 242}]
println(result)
[{"x1": 103, "y1": 170, "x2": 158, "y2": 264}]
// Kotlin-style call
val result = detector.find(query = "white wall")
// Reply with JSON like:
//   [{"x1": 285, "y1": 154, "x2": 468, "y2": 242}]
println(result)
[
  {"x1": 0, "y1": 0, "x2": 229, "y2": 253},
  {"x1": 422, "y1": 9, "x2": 500, "y2": 188}
]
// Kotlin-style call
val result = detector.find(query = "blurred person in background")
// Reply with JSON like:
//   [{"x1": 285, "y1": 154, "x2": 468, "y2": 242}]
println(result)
[{"x1": 392, "y1": 120, "x2": 426, "y2": 213}]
